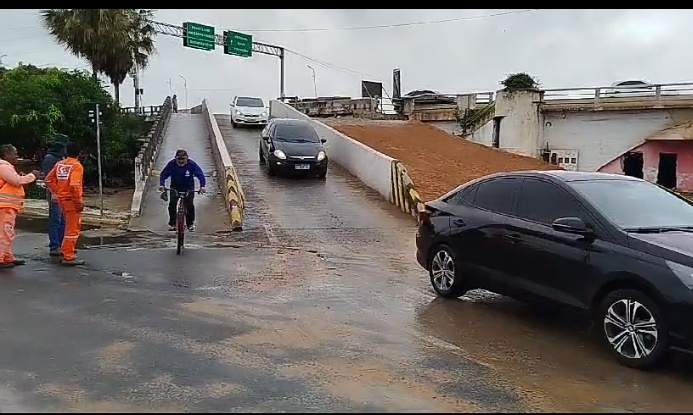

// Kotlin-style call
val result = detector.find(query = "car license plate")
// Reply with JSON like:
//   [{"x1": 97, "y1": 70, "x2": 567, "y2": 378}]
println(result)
[{"x1": 295, "y1": 164, "x2": 310, "y2": 170}]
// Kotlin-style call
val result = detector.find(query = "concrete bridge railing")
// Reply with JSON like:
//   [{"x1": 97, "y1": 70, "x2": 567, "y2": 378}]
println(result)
[
  {"x1": 130, "y1": 96, "x2": 172, "y2": 218},
  {"x1": 121, "y1": 105, "x2": 164, "y2": 116},
  {"x1": 540, "y1": 82, "x2": 693, "y2": 110}
]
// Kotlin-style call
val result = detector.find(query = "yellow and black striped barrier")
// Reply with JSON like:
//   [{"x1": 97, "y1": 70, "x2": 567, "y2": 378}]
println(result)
[
  {"x1": 390, "y1": 160, "x2": 425, "y2": 220},
  {"x1": 223, "y1": 166, "x2": 245, "y2": 231}
]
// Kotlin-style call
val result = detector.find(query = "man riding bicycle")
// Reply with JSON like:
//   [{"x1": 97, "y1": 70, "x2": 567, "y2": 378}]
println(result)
[{"x1": 158, "y1": 149, "x2": 206, "y2": 231}]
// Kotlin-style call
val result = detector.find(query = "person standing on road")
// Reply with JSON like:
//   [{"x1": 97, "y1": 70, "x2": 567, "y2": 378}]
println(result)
[
  {"x1": 0, "y1": 144, "x2": 40, "y2": 268},
  {"x1": 41, "y1": 135, "x2": 68, "y2": 257},
  {"x1": 44, "y1": 142, "x2": 85, "y2": 266},
  {"x1": 172, "y1": 95, "x2": 178, "y2": 113},
  {"x1": 158, "y1": 149, "x2": 206, "y2": 232}
]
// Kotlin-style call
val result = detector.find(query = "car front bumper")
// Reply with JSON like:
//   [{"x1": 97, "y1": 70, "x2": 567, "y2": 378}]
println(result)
[
  {"x1": 268, "y1": 156, "x2": 328, "y2": 176},
  {"x1": 234, "y1": 114, "x2": 268, "y2": 125}
]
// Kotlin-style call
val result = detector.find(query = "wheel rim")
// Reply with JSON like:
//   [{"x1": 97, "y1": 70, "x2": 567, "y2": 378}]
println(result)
[
  {"x1": 603, "y1": 298, "x2": 659, "y2": 359},
  {"x1": 431, "y1": 250, "x2": 455, "y2": 292}
]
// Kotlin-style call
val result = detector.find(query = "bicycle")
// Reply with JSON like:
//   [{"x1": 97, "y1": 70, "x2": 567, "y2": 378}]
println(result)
[{"x1": 162, "y1": 187, "x2": 201, "y2": 255}]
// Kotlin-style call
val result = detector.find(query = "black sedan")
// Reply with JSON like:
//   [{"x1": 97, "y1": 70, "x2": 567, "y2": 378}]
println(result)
[
  {"x1": 416, "y1": 170, "x2": 693, "y2": 369},
  {"x1": 259, "y1": 118, "x2": 328, "y2": 178}
]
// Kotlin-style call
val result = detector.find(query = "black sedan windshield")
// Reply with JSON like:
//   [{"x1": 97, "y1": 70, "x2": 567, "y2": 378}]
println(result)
[
  {"x1": 274, "y1": 123, "x2": 320, "y2": 143},
  {"x1": 571, "y1": 179, "x2": 693, "y2": 230}
]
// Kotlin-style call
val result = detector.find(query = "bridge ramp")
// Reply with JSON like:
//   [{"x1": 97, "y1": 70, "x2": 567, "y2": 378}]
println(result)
[{"x1": 131, "y1": 113, "x2": 229, "y2": 234}]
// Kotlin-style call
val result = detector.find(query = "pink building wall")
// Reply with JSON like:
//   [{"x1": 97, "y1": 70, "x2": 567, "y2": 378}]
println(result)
[{"x1": 599, "y1": 140, "x2": 693, "y2": 192}]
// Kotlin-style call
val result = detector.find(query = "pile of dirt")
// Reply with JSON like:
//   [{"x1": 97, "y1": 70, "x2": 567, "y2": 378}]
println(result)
[{"x1": 330, "y1": 121, "x2": 560, "y2": 201}]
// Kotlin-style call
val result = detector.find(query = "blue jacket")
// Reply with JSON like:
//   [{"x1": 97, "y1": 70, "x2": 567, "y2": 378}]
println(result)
[
  {"x1": 159, "y1": 159, "x2": 206, "y2": 191},
  {"x1": 42, "y1": 148, "x2": 65, "y2": 201}
]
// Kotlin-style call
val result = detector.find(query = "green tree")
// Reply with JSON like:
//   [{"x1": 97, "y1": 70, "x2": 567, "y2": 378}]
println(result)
[
  {"x1": 0, "y1": 64, "x2": 149, "y2": 187},
  {"x1": 501, "y1": 73, "x2": 540, "y2": 92},
  {"x1": 40, "y1": 9, "x2": 157, "y2": 103}
]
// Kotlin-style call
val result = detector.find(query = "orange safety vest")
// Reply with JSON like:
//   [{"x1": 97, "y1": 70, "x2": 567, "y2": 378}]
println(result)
[{"x1": 0, "y1": 173, "x2": 26, "y2": 212}]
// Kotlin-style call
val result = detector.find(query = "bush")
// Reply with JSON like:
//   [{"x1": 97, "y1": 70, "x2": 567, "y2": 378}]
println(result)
[
  {"x1": 0, "y1": 64, "x2": 150, "y2": 188},
  {"x1": 501, "y1": 73, "x2": 540, "y2": 92}
]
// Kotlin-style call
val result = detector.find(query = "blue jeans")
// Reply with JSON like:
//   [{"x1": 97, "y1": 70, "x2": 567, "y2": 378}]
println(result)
[{"x1": 48, "y1": 200, "x2": 66, "y2": 251}]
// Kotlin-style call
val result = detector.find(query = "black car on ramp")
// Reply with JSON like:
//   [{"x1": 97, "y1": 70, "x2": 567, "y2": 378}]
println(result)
[
  {"x1": 259, "y1": 118, "x2": 328, "y2": 178},
  {"x1": 415, "y1": 170, "x2": 693, "y2": 369}
]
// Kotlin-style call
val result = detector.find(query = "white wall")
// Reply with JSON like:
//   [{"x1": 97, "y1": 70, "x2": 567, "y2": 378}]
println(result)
[
  {"x1": 269, "y1": 100, "x2": 394, "y2": 200},
  {"x1": 542, "y1": 111, "x2": 673, "y2": 172},
  {"x1": 469, "y1": 118, "x2": 494, "y2": 146},
  {"x1": 494, "y1": 91, "x2": 542, "y2": 157},
  {"x1": 430, "y1": 121, "x2": 461, "y2": 136}
]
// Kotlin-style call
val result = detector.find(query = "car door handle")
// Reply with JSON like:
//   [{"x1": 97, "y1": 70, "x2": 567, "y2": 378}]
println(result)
[{"x1": 505, "y1": 234, "x2": 521, "y2": 243}]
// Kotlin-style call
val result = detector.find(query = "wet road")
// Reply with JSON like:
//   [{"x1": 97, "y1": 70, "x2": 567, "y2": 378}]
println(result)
[
  {"x1": 5, "y1": 222, "x2": 693, "y2": 412},
  {"x1": 3, "y1": 118, "x2": 693, "y2": 411},
  {"x1": 131, "y1": 113, "x2": 228, "y2": 234}
]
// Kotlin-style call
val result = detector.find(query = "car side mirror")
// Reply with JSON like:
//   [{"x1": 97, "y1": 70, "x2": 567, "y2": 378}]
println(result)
[
  {"x1": 320, "y1": 138, "x2": 327, "y2": 144},
  {"x1": 552, "y1": 217, "x2": 593, "y2": 236}
]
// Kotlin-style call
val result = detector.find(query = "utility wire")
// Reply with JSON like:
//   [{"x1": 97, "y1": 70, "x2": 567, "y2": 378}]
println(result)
[{"x1": 240, "y1": 9, "x2": 539, "y2": 33}]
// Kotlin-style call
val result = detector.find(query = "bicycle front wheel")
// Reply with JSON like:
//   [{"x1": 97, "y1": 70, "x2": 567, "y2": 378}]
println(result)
[{"x1": 176, "y1": 206, "x2": 185, "y2": 255}]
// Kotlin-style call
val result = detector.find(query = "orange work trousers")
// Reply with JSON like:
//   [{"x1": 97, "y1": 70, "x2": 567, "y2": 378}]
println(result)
[
  {"x1": 0, "y1": 207, "x2": 17, "y2": 264},
  {"x1": 59, "y1": 200, "x2": 82, "y2": 261}
]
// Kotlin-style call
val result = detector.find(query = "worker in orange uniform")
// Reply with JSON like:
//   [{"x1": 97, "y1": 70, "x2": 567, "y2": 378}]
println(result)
[
  {"x1": 44, "y1": 142, "x2": 85, "y2": 266},
  {"x1": 0, "y1": 144, "x2": 40, "y2": 268}
]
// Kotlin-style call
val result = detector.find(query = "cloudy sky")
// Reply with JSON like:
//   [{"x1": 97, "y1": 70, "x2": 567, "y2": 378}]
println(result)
[{"x1": 1, "y1": 9, "x2": 691, "y2": 113}]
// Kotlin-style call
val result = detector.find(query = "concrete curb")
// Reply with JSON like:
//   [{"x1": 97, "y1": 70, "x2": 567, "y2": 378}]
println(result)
[
  {"x1": 202, "y1": 100, "x2": 245, "y2": 231},
  {"x1": 130, "y1": 97, "x2": 173, "y2": 220}
]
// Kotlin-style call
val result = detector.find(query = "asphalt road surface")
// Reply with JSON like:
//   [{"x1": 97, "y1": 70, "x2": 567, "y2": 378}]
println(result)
[
  {"x1": 130, "y1": 112, "x2": 229, "y2": 234},
  {"x1": 2, "y1": 119, "x2": 693, "y2": 411}
]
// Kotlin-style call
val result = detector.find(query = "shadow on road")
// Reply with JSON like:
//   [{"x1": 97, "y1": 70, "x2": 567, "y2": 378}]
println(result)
[{"x1": 416, "y1": 292, "x2": 693, "y2": 411}]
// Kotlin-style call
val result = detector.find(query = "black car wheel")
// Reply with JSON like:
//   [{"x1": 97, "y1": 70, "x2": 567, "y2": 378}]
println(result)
[
  {"x1": 428, "y1": 244, "x2": 468, "y2": 298},
  {"x1": 259, "y1": 147, "x2": 265, "y2": 164},
  {"x1": 598, "y1": 289, "x2": 669, "y2": 369}
]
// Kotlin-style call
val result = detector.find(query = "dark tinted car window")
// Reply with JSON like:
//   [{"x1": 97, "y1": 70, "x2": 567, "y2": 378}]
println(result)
[
  {"x1": 516, "y1": 178, "x2": 584, "y2": 224},
  {"x1": 444, "y1": 185, "x2": 477, "y2": 205},
  {"x1": 236, "y1": 97, "x2": 264, "y2": 107},
  {"x1": 274, "y1": 123, "x2": 320, "y2": 143},
  {"x1": 473, "y1": 178, "x2": 519, "y2": 214}
]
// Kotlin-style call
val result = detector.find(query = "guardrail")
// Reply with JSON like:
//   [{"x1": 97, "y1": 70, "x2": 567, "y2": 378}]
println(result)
[
  {"x1": 539, "y1": 83, "x2": 693, "y2": 106},
  {"x1": 130, "y1": 96, "x2": 172, "y2": 218},
  {"x1": 411, "y1": 91, "x2": 495, "y2": 107},
  {"x1": 121, "y1": 105, "x2": 164, "y2": 116}
]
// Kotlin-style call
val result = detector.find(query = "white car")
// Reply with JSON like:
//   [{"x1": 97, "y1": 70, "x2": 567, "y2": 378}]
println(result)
[{"x1": 230, "y1": 96, "x2": 269, "y2": 128}]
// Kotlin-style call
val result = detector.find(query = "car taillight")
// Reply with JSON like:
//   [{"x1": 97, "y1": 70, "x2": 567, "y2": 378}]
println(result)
[{"x1": 418, "y1": 209, "x2": 432, "y2": 226}]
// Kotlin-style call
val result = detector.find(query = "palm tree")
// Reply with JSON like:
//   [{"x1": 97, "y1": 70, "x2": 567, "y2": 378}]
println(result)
[
  {"x1": 100, "y1": 9, "x2": 156, "y2": 104},
  {"x1": 40, "y1": 9, "x2": 157, "y2": 103}
]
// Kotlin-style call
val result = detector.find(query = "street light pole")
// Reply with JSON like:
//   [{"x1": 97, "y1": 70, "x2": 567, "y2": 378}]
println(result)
[
  {"x1": 307, "y1": 65, "x2": 317, "y2": 98},
  {"x1": 178, "y1": 75, "x2": 188, "y2": 110}
]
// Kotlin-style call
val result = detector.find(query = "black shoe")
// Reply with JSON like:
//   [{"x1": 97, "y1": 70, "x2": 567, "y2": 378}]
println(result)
[
  {"x1": 0, "y1": 262, "x2": 15, "y2": 269},
  {"x1": 49, "y1": 249, "x2": 62, "y2": 257},
  {"x1": 12, "y1": 259, "x2": 26, "y2": 266}
]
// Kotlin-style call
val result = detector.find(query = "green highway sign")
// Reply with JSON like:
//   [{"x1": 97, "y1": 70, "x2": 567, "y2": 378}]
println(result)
[
  {"x1": 224, "y1": 31, "x2": 253, "y2": 58},
  {"x1": 183, "y1": 22, "x2": 215, "y2": 51}
]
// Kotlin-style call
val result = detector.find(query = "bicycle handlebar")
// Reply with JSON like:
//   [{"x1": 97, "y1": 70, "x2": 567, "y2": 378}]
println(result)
[{"x1": 162, "y1": 187, "x2": 203, "y2": 196}]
